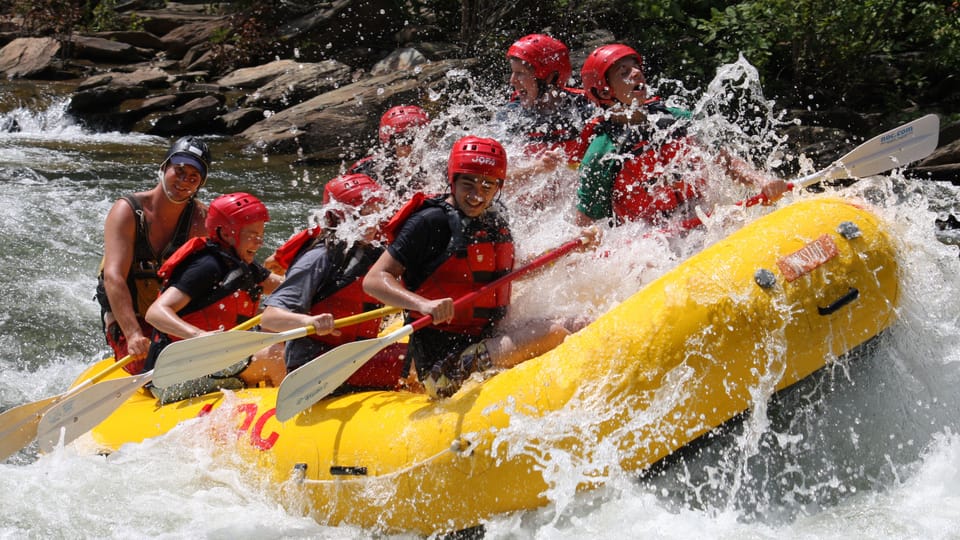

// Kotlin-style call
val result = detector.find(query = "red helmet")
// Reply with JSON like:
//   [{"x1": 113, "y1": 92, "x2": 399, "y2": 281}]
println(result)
[
  {"x1": 447, "y1": 136, "x2": 507, "y2": 186},
  {"x1": 206, "y1": 192, "x2": 269, "y2": 241},
  {"x1": 378, "y1": 105, "x2": 430, "y2": 144},
  {"x1": 507, "y1": 33, "x2": 572, "y2": 87},
  {"x1": 323, "y1": 174, "x2": 385, "y2": 207},
  {"x1": 581, "y1": 44, "x2": 643, "y2": 106}
]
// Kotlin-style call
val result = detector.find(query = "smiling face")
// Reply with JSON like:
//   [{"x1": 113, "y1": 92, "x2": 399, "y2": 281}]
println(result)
[
  {"x1": 605, "y1": 56, "x2": 647, "y2": 108},
  {"x1": 161, "y1": 163, "x2": 203, "y2": 204},
  {"x1": 509, "y1": 57, "x2": 541, "y2": 109},
  {"x1": 451, "y1": 174, "x2": 501, "y2": 218},
  {"x1": 232, "y1": 221, "x2": 265, "y2": 264}
]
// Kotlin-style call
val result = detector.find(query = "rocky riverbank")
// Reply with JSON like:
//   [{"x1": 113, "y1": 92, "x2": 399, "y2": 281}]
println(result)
[{"x1": 0, "y1": 2, "x2": 958, "y2": 182}]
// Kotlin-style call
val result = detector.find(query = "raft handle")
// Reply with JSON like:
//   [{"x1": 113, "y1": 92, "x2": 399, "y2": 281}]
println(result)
[
  {"x1": 818, "y1": 287, "x2": 859, "y2": 315},
  {"x1": 292, "y1": 463, "x2": 307, "y2": 484},
  {"x1": 330, "y1": 465, "x2": 368, "y2": 476}
]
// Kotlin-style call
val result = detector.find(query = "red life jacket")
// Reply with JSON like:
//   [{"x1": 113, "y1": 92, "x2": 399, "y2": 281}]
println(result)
[
  {"x1": 611, "y1": 136, "x2": 706, "y2": 225},
  {"x1": 271, "y1": 226, "x2": 322, "y2": 272},
  {"x1": 516, "y1": 88, "x2": 595, "y2": 166},
  {"x1": 300, "y1": 243, "x2": 384, "y2": 346},
  {"x1": 156, "y1": 237, "x2": 262, "y2": 340},
  {"x1": 385, "y1": 195, "x2": 515, "y2": 336}
]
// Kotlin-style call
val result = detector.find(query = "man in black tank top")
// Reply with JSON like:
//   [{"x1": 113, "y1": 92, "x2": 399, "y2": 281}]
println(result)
[{"x1": 96, "y1": 137, "x2": 210, "y2": 374}]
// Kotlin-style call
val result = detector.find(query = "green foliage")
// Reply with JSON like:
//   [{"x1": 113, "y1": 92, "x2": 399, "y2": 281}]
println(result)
[
  {"x1": 616, "y1": 0, "x2": 960, "y2": 111},
  {"x1": 89, "y1": 0, "x2": 122, "y2": 32}
]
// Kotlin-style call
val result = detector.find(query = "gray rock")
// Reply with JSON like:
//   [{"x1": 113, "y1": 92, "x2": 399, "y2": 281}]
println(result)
[
  {"x1": 217, "y1": 59, "x2": 304, "y2": 89},
  {"x1": 244, "y1": 60, "x2": 353, "y2": 109},
  {"x1": 218, "y1": 107, "x2": 267, "y2": 134},
  {"x1": 370, "y1": 48, "x2": 427, "y2": 76},
  {"x1": 0, "y1": 37, "x2": 63, "y2": 79},
  {"x1": 71, "y1": 35, "x2": 151, "y2": 63},
  {"x1": 148, "y1": 94, "x2": 226, "y2": 136},
  {"x1": 240, "y1": 58, "x2": 476, "y2": 154}
]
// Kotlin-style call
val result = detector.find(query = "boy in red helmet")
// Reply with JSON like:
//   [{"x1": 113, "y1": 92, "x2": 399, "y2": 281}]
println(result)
[
  {"x1": 346, "y1": 104, "x2": 432, "y2": 198},
  {"x1": 363, "y1": 136, "x2": 592, "y2": 398},
  {"x1": 575, "y1": 44, "x2": 787, "y2": 228},
  {"x1": 498, "y1": 34, "x2": 596, "y2": 206},
  {"x1": 96, "y1": 137, "x2": 210, "y2": 374},
  {"x1": 260, "y1": 174, "x2": 407, "y2": 391},
  {"x1": 144, "y1": 192, "x2": 286, "y2": 403}
]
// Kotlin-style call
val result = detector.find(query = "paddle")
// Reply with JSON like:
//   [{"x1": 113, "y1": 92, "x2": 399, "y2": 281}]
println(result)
[
  {"x1": 151, "y1": 305, "x2": 401, "y2": 389},
  {"x1": 274, "y1": 237, "x2": 586, "y2": 422},
  {"x1": 0, "y1": 352, "x2": 141, "y2": 461},
  {"x1": 34, "y1": 309, "x2": 397, "y2": 453},
  {"x1": 29, "y1": 315, "x2": 261, "y2": 455},
  {"x1": 680, "y1": 113, "x2": 940, "y2": 230}
]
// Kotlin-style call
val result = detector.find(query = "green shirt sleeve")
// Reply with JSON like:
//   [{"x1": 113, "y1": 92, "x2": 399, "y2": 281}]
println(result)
[{"x1": 576, "y1": 132, "x2": 619, "y2": 220}]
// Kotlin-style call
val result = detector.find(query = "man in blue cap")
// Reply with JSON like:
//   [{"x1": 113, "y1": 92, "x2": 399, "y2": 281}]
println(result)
[{"x1": 95, "y1": 137, "x2": 211, "y2": 374}]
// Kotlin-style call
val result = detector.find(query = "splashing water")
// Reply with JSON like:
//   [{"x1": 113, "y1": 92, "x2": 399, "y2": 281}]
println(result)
[{"x1": 0, "y1": 56, "x2": 959, "y2": 539}]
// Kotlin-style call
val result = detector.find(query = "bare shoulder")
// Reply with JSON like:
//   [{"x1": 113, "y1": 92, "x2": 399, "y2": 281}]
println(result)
[{"x1": 105, "y1": 196, "x2": 136, "y2": 226}]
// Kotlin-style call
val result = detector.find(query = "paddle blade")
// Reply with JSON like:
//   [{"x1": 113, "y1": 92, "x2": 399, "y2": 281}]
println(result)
[
  {"x1": 275, "y1": 326, "x2": 413, "y2": 422},
  {"x1": 800, "y1": 114, "x2": 940, "y2": 187},
  {"x1": 0, "y1": 396, "x2": 60, "y2": 461},
  {"x1": 152, "y1": 328, "x2": 306, "y2": 389},
  {"x1": 36, "y1": 372, "x2": 152, "y2": 453}
]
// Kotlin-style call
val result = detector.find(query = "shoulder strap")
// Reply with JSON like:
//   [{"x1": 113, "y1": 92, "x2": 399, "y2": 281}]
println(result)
[
  {"x1": 421, "y1": 198, "x2": 466, "y2": 279},
  {"x1": 121, "y1": 194, "x2": 158, "y2": 264},
  {"x1": 162, "y1": 198, "x2": 197, "y2": 261}
]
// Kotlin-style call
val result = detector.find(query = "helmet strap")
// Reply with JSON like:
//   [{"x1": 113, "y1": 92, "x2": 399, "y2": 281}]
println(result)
[{"x1": 159, "y1": 164, "x2": 194, "y2": 205}]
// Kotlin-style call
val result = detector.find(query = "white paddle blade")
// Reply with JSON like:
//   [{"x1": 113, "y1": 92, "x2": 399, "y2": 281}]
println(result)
[
  {"x1": 36, "y1": 372, "x2": 152, "y2": 453},
  {"x1": 799, "y1": 114, "x2": 940, "y2": 187},
  {"x1": 0, "y1": 396, "x2": 60, "y2": 460},
  {"x1": 275, "y1": 325, "x2": 414, "y2": 422},
  {"x1": 152, "y1": 327, "x2": 308, "y2": 389}
]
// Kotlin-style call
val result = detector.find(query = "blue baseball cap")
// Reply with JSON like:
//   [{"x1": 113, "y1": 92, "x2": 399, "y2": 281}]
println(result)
[{"x1": 169, "y1": 154, "x2": 207, "y2": 179}]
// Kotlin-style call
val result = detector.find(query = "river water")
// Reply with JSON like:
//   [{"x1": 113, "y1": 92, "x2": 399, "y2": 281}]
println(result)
[{"x1": 1, "y1": 68, "x2": 959, "y2": 539}]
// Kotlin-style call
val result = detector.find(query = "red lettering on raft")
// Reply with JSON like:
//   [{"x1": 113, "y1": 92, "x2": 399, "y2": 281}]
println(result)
[{"x1": 192, "y1": 402, "x2": 280, "y2": 451}]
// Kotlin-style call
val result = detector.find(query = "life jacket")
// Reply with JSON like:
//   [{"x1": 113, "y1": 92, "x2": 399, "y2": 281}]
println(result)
[
  {"x1": 611, "y1": 137, "x2": 705, "y2": 224},
  {"x1": 512, "y1": 88, "x2": 595, "y2": 166},
  {"x1": 270, "y1": 226, "x2": 322, "y2": 272},
  {"x1": 385, "y1": 195, "x2": 515, "y2": 336},
  {"x1": 95, "y1": 195, "x2": 197, "y2": 319},
  {"x1": 604, "y1": 99, "x2": 705, "y2": 225},
  {"x1": 155, "y1": 237, "x2": 263, "y2": 339},
  {"x1": 301, "y1": 242, "x2": 384, "y2": 346}
]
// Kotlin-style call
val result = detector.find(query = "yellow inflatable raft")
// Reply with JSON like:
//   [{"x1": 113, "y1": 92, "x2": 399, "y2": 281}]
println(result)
[{"x1": 74, "y1": 197, "x2": 899, "y2": 534}]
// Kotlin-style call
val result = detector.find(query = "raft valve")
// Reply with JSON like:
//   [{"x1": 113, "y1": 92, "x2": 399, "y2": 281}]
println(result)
[
  {"x1": 754, "y1": 268, "x2": 777, "y2": 289},
  {"x1": 838, "y1": 221, "x2": 862, "y2": 239}
]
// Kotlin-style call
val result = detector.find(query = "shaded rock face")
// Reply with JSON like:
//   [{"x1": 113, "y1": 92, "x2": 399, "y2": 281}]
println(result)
[{"x1": 240, "y1": 58, "x2": 477, "y2": 156}]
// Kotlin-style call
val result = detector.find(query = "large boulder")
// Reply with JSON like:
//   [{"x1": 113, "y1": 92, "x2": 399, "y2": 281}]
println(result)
[
  {"x1": 0, "y1": 37, "x2": 71, "y2": 79},
  {"x1": 70, "y1": 35, "x2": 151, "y2": 63},
  {"x1": 160, "y1": 18, "x2": 230, "y2": 60},
  {"x1": 243, "y1": 60, "x2": 353, "y2": 110},
  {"x1": 147, "y1": 94, "x2": 226, "y2": 136},
  {"x1": 216, "y1": 59, "x2": 304, "y2": 89},
  {"x1": 240, "y1": 58, "x2": 476, "y2": 156}
]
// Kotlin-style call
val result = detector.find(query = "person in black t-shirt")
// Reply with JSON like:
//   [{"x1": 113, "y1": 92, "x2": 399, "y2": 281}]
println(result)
[{"x1": 364, "y1": 136, "x2": 594, "y2": 398}]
